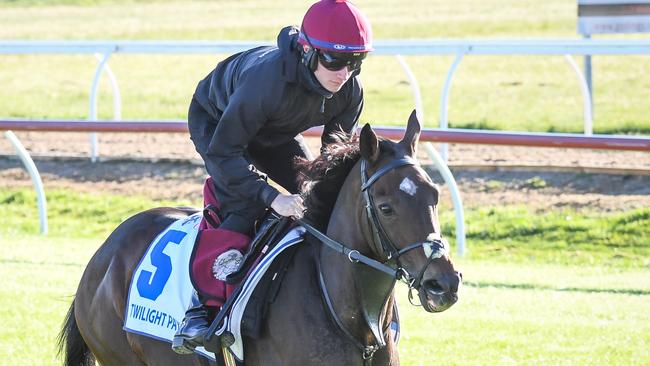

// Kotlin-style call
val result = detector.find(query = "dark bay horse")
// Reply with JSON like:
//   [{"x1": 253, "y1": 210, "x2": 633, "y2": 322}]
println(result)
[{"x1": 59, "y1": 111, "x2": 461, "y2": 366}]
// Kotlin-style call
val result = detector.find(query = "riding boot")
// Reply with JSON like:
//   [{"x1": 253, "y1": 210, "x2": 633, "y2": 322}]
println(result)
[{"x1": 172, "y1": 291, "x2": 211, "y2": 354}]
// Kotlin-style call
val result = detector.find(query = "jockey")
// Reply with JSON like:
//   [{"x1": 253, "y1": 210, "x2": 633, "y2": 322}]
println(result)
[{"x1": 172, "y1": 0, "x2": 373, "y2": 354}]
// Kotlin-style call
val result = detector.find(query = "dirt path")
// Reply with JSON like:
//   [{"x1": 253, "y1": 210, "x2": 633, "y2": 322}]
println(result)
[{"x1": 1, "y1": 132, "x2": 649, "y2": 212}]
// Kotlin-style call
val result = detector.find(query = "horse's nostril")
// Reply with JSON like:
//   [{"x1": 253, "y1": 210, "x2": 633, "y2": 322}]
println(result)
[{"x1": 423, "y1": 280, "x2": 446, "y2": 295}]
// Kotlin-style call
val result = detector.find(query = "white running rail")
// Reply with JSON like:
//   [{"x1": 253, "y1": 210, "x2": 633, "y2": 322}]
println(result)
[{"x1": 3, "y1": 39, "x2": 650, "y2": 249}]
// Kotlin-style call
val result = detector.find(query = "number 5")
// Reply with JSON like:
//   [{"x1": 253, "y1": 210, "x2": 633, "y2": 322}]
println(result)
[{"x1": 136, "y1": 229, "x2": 187, "y2": 300}]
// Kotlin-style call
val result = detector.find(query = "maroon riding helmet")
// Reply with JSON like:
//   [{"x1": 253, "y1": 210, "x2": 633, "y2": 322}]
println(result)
[{"x1": 298, "y1": 0, "x2": 373, "y2": 71}]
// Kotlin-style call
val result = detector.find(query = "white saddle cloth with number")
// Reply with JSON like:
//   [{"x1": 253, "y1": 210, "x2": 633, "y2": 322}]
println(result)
[
  {"x1": 122, "y1": 211, "x2": 306, "y2": 362},
  {"x1": 122, "y1": 212, "x2": 216, "y2": 359}
]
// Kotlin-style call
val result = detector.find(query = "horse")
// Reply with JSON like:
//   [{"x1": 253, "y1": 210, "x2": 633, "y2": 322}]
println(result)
[{"x1": 59, "y1": 110, "x2": 461, "y2": 366}]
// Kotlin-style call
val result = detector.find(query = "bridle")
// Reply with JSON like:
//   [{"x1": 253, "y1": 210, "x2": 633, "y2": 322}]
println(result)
[
  {"x1": 297, "y1": 154, "x2": 448, "y2": 364},
  {"x1": 360, "y1": 156, "x2": 447, "y2": 295},
  {"x1": 302, "y1": 155, "x2": 447, "y2": 294}
]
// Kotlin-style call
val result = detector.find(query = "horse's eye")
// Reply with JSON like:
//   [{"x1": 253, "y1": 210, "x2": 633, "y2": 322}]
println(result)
[{"x1": 378, "y1": 203, "x2": 394, "y2": 216}]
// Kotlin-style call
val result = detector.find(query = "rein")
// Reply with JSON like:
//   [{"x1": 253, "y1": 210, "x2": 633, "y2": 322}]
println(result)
[
  {"x1": 298, "y1": 219, "x2": 398, "y2": 277},
  {"x1": 297, "y1": 154, "x2": 448, "y2": 364}
]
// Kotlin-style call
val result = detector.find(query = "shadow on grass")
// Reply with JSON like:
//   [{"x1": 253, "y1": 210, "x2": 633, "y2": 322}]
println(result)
[{"x1": 464, "y1": 280, "x2": 650, "y2": 296}]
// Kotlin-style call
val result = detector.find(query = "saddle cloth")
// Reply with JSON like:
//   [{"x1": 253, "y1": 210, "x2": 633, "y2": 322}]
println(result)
[
  {"x1": 122, "y1": 212, "x2": 217, "y2": 360},
  {"x1": 123, "y1": 211, "x2": 306, "y2": 361}
]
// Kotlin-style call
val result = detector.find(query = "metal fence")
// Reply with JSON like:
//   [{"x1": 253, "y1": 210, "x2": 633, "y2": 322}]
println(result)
[{"x1": 3, "y1": 39, "x2": 650, "y2": 255}]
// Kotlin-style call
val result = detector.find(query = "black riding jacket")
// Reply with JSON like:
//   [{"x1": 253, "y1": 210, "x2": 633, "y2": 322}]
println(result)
[{"x1": 191, "y1": 26, "x2": 364, "y2": 207}]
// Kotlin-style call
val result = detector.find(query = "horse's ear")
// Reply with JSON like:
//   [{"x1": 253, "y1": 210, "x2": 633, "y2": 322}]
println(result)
[
  {"x1": 359, "y1": 123, "x2": 380, "y2": 163},
  {"x1": 400, "y1": 109, "x2": 422, "y2": 157}
]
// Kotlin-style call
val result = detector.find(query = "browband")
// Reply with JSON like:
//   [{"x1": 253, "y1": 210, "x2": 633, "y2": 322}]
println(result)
[{"x1": 361, "y1": 157, "x2": 418, "y2": 191}]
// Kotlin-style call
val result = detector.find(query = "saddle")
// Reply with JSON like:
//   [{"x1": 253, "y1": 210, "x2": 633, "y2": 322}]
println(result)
[{"x1": 191, "y1": 178, "x2": 299, "y2": 351}]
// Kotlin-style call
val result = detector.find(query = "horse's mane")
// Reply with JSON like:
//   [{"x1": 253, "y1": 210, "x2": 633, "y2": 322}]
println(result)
[
  {"x1": 295, "y1": 134, "x2": 360, "y2": 230},
  {"x1": 295, "y1": 132, "x2": 395, "y2": 230}
]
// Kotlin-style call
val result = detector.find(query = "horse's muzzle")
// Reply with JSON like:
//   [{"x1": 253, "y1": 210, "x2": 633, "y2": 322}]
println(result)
[{"x1": 419, "y1": 271, "x2": 462, "y2": 313}]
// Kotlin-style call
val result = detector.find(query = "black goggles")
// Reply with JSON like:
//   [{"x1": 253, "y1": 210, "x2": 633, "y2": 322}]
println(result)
[{"x1": 318, "y1": 51, "x2": 366, "y2": 71}]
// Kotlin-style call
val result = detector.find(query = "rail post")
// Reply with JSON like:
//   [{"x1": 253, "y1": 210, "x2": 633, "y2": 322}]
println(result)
[
  {"x1": 3, "y1": 131, "x2": 48, "y2": 235},
  {"x1": 439, "y1": 50, "x2": 467, "y2": 163},
  {"x1": 89, "y1": 50, "x2": 122, "y2": 162},
  {"x1": 423, "y1": 142, "x2": 466, "y2": 256}
]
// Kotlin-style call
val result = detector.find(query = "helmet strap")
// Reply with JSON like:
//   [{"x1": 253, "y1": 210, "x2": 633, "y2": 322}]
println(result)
[{"x1": 300, "y1": 22, "x2": 320, "y2": 72}]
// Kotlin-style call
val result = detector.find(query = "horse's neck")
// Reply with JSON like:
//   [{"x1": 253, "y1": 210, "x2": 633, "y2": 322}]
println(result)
[
  {"x1": 318, "y1": 165, "x2": 395, "y2": 347},
  {"x1": 319, "y1": 250, "x2": 395, "y2": 348},
  {"x1": 325, "y1": 159, "x2": 374, "y2": 255}
]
